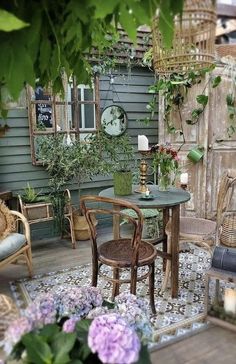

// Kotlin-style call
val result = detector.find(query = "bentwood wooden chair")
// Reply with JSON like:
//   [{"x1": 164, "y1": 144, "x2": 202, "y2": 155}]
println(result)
[
  {"x1": 80, "y1": 195, "x2": 158, "y2": 314},
  {"x1": 161, "y1": 169, "x2": 236, "y2": 292},
  {"x1": 0, "y1": 200, "x2": 33, "y2": 277}
]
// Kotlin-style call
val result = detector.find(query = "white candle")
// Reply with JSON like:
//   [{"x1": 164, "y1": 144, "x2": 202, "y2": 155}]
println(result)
[
  {"x1": 145, "y1": 189, "x2": 150, "y2": 197},
  {"x1": 138, "y1": 135, "x2": 149, "y2": 151},
  {"x1": 180, "y1": 172, "x2": 188, "y2": 184},
  {"x1": 224, "y1": 288, "x2": 236, "y2": 314}
]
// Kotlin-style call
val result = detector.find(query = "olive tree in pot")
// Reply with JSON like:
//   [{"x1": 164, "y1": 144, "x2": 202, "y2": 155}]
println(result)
[
  {"x1": 37, "y1": 133, "x2": 110, "y2": 240},
  {"x1": 37, "y1": 135, "x2": 79, "y2": 236}
]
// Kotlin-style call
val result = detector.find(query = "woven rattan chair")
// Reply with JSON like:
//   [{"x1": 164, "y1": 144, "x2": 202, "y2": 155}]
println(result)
[
  {"x1": 80, "y1": 195, "x2": 158, "y2": 314},
  {"x1": 0, "y1": 201, "x2": 32, "y2": 277},
  {"x1": 161, "y1": 169, "x2": 236, "y2": 292}
]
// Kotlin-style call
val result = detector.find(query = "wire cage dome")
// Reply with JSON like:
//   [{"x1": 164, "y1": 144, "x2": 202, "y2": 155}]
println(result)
[{"x1": 152, "y1": 0, "x2": 217, "y2": 75}]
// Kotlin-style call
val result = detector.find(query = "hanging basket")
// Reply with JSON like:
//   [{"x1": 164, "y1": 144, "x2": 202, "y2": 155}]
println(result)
[{"x1": 152, "y1": 0, "x2": 216, "y2": 75}]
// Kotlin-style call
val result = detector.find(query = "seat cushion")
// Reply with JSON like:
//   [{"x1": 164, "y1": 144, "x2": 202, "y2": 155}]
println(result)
[
  {"x1": 98, "y1": 238, "x2": 157, "y2": 268},
  {"x1": 0, "y1": 233, "x2": 26, "y2": 261}
]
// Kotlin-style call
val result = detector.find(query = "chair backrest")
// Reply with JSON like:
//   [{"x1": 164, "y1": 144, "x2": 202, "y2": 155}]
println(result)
[
  {"x1": 80, "y1": 195, "x2": 144, "y2": 256},
  {"x1": 216, "y1": 169, "x2": 236, "y2": 228}
]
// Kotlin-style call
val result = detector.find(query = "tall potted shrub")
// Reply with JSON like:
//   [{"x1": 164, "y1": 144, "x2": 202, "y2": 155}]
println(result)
[{"x1": 37, "y1": 133, "x2": 110, "y2": 240}]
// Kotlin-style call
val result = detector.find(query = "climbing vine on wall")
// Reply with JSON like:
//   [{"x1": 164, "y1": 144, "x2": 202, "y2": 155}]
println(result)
[{"x1": 141, "y1": 65, "x2": 223, "y2": 149}]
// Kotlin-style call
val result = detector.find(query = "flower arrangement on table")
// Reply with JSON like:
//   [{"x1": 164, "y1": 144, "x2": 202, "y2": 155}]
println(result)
[
  {"x1": 3, "y1": 286, "x2": 152, "y2": 364},
  {"x1": 151, "y1": 143, "x2": 180, "y2": 191}
]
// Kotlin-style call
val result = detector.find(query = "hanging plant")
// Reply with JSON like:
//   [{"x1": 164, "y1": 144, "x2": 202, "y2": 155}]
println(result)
[{"x1": 141, "y1": 65, "x2": 222, "y2": 150}]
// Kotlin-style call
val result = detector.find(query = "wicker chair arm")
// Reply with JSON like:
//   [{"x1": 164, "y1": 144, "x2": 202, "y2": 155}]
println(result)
[{"x1": 9, "y1": 210, "x2": 31, "y2": 246}]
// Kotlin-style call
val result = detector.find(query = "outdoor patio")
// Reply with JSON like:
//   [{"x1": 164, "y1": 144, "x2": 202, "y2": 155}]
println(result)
[
  {"x1": 1, "y1": 234, "x2": 236, "y2": 364},
  {"x1": 1, "y1": 1, "x2": 236, "y2": 364}
]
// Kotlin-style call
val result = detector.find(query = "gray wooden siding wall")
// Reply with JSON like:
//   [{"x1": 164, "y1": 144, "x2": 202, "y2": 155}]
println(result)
[{"x1": 0, "y1": 66, "x2": 158, "y2": 239}]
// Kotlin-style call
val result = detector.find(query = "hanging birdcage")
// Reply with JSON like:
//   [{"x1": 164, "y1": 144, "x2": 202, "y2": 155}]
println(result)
[{"x1": 152, "y1": 0, "x2": 217, "y2": 75}]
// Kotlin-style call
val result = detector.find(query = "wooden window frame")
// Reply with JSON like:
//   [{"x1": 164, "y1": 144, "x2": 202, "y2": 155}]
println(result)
[{"x1": 27, "y1": 75, "x2": 100, "y2": 165}]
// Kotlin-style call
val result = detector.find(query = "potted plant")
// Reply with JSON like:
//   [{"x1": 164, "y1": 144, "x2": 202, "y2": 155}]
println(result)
[
  {"x1": 37, "y1": 135, "x2": 79, "y2": 235},
  {"x1": 19, "y1": 183, "x2": 52, "y2": 220},
  {"x1": 37, "y1": 133, "x2": 109, "y2": 240},
  {"x1": 90, "y1": 130, "x2": 135, "y2": 196},
  {"x1": 112, "y1": 133, "x2": 134, "y2": 196},
  {"x1": 151, "y1": 143, "x2": 180, "y2": 191}
]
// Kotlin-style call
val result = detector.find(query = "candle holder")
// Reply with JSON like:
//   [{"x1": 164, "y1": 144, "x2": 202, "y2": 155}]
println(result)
[
  {"x1": 135, "y1": 150, "x2": 152, "y2": 193},
  {"x1": 180, "y1": 183, "x2": 188, "y2": 190}
]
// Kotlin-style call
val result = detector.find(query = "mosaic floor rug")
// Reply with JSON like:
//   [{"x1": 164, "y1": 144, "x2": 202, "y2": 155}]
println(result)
[{"x1": 10, "y1": 244, "x2": 211, "y2": 350}]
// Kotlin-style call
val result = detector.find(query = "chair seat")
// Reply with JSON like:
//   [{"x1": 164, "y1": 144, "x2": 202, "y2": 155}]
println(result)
[
  {"x1": 0, "y1": 233, "x2": 26, "y2": 261},
  {"x1": 166, "y1": 217, "x2": 217, "y2": 240},
  {"x1": 98, "y1": 238, "x2": 157, "y2": 268}
]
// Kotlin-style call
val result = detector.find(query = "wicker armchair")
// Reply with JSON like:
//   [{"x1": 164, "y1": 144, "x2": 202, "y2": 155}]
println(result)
[
  {"x1": 80, "y1": 195, "x2": 158, "y2": 314},
  {"x1": 0, "y1": 201, "x2": 32, "y2": 277},
  {"x1": 161, "y1": 170, "x2": 236, "y2": 292}
]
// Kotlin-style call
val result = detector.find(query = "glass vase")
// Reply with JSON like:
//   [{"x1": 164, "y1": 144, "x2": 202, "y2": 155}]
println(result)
[{"x1": 158, "y1": 173, "x2": 171, "y2": 191}]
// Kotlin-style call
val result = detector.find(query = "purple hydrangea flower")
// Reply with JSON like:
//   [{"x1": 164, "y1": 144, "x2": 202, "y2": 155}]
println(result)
[
  {"x1": 88, "y1": 313, "x2": 141, "y2": 364},
  {"x1": 114, "y1": 293, "x2": 153, "y2": 343},
  {"x1": 24, "y1": 293, "x2": 57, "y2": 328},
  {"x1": 62, "y1": 317, "x2": 80, "y2": 333},
  {"x1": 55, "y1": 286, "x2": 103, "y2": 319},
  {"x1": 4, "y1": 317, "x2": 32, "y2": 354},
  {"x1": 87, "y1": 306, "x2": 110, "y2": 319}
]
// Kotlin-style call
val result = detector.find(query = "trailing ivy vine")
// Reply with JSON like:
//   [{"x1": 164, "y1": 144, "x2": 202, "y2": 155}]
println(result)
[{"x1": 142, "y1": 65, "x2": 222, "y2": 149}]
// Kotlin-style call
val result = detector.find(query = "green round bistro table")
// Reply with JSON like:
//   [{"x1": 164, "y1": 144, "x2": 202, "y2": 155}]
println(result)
[{"x1": 99, "y1": 185, "x2": 191, "y2": 298}]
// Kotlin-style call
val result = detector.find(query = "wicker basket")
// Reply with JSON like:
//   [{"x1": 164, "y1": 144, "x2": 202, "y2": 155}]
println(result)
[
  {"x1": 152, "y1": 0, "x2": 216, "y2": 74},
  {"x1": 0, "y1": 295, "x2": 19, "y2": 340},
  {"x1": 220, "y1": 213, "x2": 236, "y2": 247}
]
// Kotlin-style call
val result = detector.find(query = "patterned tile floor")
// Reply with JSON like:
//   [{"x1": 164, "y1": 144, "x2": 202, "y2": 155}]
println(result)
[{"x1": 10, "y1": 244, "x2": 211, "y2": 349}]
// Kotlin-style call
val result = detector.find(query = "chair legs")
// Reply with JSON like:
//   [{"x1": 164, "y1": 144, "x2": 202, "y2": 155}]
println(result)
[
  {"x1": 161, "y1": 235, "x2": 214, "y2": 293},
  {"x1": 161, "y1": 235, "x2": 171, "y2": 292},
  {"x1": 130, "y1": 267, "x2": 137, "y2": 295},
  {"x1": 112, "y1": 268, "x2": 120, "y2": 300},
  {"x1": 92, "y1": 261, "x2": 98, "y2": 287},
  {"x1": 149, "y1": 262, "x2": 156, "y2": 314},
  {"x1": 65, "y1": 215, "x2": 76, "y2": 249},
  {"x1": 23, "y1": 249, "x2": 33, "y2": 278}
]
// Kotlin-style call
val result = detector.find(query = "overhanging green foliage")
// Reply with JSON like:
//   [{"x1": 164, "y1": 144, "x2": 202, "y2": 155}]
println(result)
[{"x1": 0, "y1": 0, "x2": 184, "y2": 116}]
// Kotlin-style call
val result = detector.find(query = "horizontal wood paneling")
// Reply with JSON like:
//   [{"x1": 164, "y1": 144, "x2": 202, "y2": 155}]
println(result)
[{"x1": 0, "y1": 66, "x2": 158, "y2": 238}]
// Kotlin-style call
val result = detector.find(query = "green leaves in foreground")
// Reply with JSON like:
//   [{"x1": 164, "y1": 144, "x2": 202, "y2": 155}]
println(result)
[
  {"x1": 21, "y1": 326, "x2": 77, "y2": 364},
  {"x1": 0, "y1": 0, "x2": 184, "y2": 113},
  {"x1": 0, "y1": 9, "x2": 29, "y2": 32}
]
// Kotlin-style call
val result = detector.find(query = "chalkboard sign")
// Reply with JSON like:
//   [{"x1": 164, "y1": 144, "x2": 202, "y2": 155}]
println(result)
[{"x1": 35, "y1": 86, "x2": 52, "y2": 128}]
